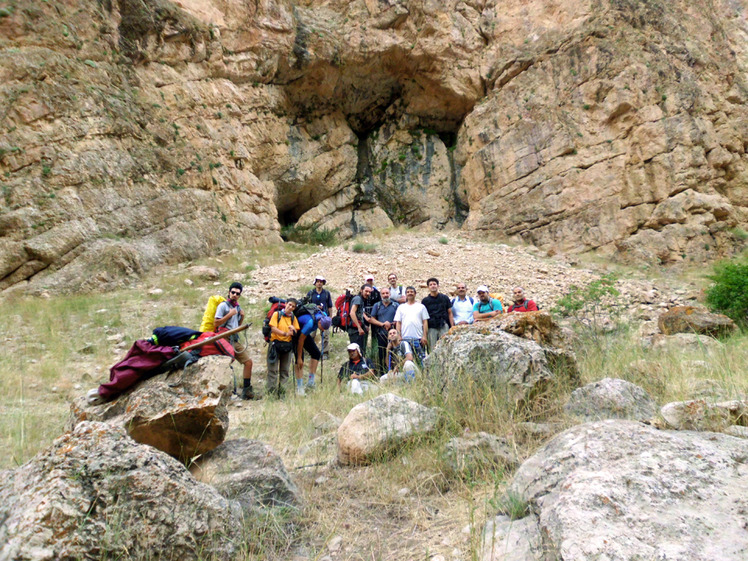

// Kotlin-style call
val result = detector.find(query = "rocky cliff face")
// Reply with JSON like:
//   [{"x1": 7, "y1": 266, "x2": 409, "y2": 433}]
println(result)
[{"x1": 1, "y1": 0, "x2": 746, "y2": 292}]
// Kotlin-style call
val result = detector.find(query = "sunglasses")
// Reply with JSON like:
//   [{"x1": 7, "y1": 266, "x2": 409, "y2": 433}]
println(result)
[{"x1": 230, "y1": 290, "x2": 241, "y2": 295}]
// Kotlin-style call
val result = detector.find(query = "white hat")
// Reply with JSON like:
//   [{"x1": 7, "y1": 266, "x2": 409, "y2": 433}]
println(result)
[
  {"x1": 314, "y1": 275, "x2": 326, "y2": 283},
  {"x1": 346, "y1": 343, "x2": 361, "y2": 353},
  {"x1": 476, "y1": 285, "x2": 489, "y2": 293},
  {"x1": 364, "y1": 274, "x2": 374, "y2": 281}
]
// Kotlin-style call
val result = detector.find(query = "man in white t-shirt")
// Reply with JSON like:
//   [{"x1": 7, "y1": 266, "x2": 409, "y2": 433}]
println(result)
[
  {"x1": 451, "y1": 283, "x2": 475, "y2": 325},
  {"x1": 394, "y1": 286, "x2": 429, "y2": 350}
]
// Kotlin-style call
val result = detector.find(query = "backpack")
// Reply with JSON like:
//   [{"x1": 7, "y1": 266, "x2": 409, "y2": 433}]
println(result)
[
  {"x1": 200, "y1": 295, "x2": 225, "y2": 332},
  {"x1": 151, "y1": 326, "x2": 202, "y2": 347},
  {"x1": 294, "y1": 295, "x2": 319, "y2": 319},
  {"x1": 262, "y1": 297, "x2": 286, "y2": 342},
  {"x1": 332, "y1": 290, "x2": 353, "y2": 331}
]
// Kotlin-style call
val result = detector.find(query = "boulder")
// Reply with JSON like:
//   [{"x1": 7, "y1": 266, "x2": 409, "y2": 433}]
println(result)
[
  {"x1": 444, "y1": 432, "x2": 519, "y2": 475},
  {"x1": 337, "y1": 393, "x2": 439, "y2": 465},
  {"x1": 658, "y1": 306, "x2": 737, "y2": 337},
  {"x1": 69, "y1": 356, "x2": 232, "y2": 462},
  {"x1": 646, "y1": 332, "x2": 724, "y2": 352},
  {"x1": 311, "y1": 410, "x2": 343, "y2": 436},
  {"x1": 187, "y1": 265, "x2": 221, "y2": 281},
  {"x1": 565, "y1": 378, "x2": 657, "y2": 422},
  {"x1": 494, "y1": 311, "x2": 567, "y2": 347},
  {"x1": 0, "y1": 422, "x2": 240, "y2": 561},
  {"x1": 191, "y1": 439, "x2": 300, "y2": 513},
  {"x1": 483, "y1": 421, "x2": 748, "y2": 561},
  {"x1": 425, "y1": 328, "x2": 580, "y2": 405},
  {"x1": 660, "y1": 399, "x2": 748, "y2": 431}
]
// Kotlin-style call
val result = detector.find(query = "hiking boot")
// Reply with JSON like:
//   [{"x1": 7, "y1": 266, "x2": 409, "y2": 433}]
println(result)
[
  {"x1": 86, "y1": 388, "x2": 104, "y2": 406},
  {"x1": 295, "y1": 385, "x2": 306, "y2": 397},
  {"x1": 241, "y1": 386, "x2": 256, "y2": 400}
]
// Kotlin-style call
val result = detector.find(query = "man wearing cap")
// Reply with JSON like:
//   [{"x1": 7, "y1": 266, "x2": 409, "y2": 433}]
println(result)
[
  {"x1": 306, "y1": 275, "x2": 333, "y2": 358},
  {"x1": 366, "y1": 286, "x2": 399, "y2": 376},
  {"x1": 337, "y1": 342, "x2": 376, "y2": 394},
  {"x1": 506, "y1": 287, "x2": 539, "y2": 313},
  {"x1": 214, "y1": 282, "x2": 255, "y2": 399},
  {"x1": 294, "y1": 311, "x2": 332, "y2": 395},
  {"x1": 473, "y1": 286, "x2": 503, "y2": 321}
]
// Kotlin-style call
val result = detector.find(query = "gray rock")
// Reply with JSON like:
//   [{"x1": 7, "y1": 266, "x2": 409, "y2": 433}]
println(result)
[
  {"x1": 565, "y1": 377, "x2": 657, "y2": 422},
  {"x1": 661, "y1": 399, "x2": 748, "y2": 431},
  {"x1": 425, "y1": 328, "x2": 580, "y2": 405},
  {"x1": 337, "y1": 393, "x2": 439, "y2": 465},
  {"x1": 69, "y1": 356, "x2": 232, "y2": 462},
  {"x1": 646, "y1": 333, "x2": 724, "y2": 352},
  {"x1": 481, "y1": 515, "x2": 542, "y2": 561},
  {"x1": 187, "y1": 265, "x2": 221, "y2": 280},
  {"x1": 311, "y1": 410, "x2": 343, "y2": 435},
  {"x1": 484, "y1": 421, "x2": 748, "y2": 561},
  {"x1": 191, "y1": 439, "x2": 300, "y2": 513},
  {"x1": 658, "y1": 306, "x2": 737, "y2": 337},
  {"x1": 298, "y1": 433, "x2": 338, "y2": 464},
  {"x1": 444, "y1": 432, "x2": 518, "y2": 475},
  {"x1": 0, "y1": 422, "x2": 240, "y2": 561}
]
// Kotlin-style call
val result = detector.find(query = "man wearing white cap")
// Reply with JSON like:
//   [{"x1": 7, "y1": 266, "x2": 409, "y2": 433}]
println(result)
[
  {"x1": 337, "y1": 343, "x2": 376, "y2": 394},
  {"x1": 473, "y1": 286, "x2": 503, "y2": 321},
  {"x1": 306, "y1": 275, "x2": 333, "y2": 358}
]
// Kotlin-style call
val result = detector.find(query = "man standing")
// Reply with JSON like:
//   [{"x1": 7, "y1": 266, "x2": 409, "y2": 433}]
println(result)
[
  {"x1": 362, "y1": 274, "x2": 381, "y2": 353},
  {"x1": 394, "y1": 286, "x2": 429, "y2": 362},
  {"x1": 214, "y1": 282, "x2": 255, "y2": 400},
  {"x1": 473, "y1": 286, "x2": 503, "y2": 321},
  {"x1": 366, "y1": 286, "x2": 399, "y2": 376},
  {"x1": 294, "y1": 312, "x2": 332, "y2": 395},
  {"x1": 348, "y1": 285, "x2": 372, "y2": 355},
  {"x1": 451, "y1": 283, "x2": 475, "y2": 325},
  {"x1": 267, "y1": 298, "x2": 300, "y2": 398},
  {"x1": 421, "y1": 277, "x2": 454, "y2": 350},
  {"x1": 306, "y1": 275, "x2": 333, "y2": 358},
  {"x1": 387, "y1": 273, "x2": 406, "y2": 304},
  {"x1": 507, "y1": 287, "x2": 539, "y2": 312}
]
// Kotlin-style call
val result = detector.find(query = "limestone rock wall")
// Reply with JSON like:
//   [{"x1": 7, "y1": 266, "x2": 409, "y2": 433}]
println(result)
[{"x1": 0, "y1": 0, "x2": 746, "y2": 292}]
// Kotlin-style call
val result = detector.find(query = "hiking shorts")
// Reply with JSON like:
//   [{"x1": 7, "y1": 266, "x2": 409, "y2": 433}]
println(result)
[{"x1": 232, "y1": 339, "x2": 252, "y2": 364}]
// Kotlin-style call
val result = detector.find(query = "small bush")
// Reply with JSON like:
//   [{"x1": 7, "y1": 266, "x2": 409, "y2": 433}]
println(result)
[
  {"x1": 553, "y1": 273, "x2": 620, "y2": 332},
  {"x1": 280, "y1": 224, "x2": 338, "y2": 246},
  {"x1": 706, "y1": 259, "x2": 748, "y2": 327},
  {"x1": 351, "y1": 242, "x2": 377, "y2": 254},
  {"x1": 492, "y1": 491, "x2": 530, "y2": 520},
  {"x1": 438, "y1": 236, "x2": 448, "y2": 245}
]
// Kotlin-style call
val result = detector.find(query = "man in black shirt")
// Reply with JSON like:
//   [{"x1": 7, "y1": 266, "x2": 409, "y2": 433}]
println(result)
[
  {"x1": 421, "y1": 277, "x2": 454, "y2": 351},
  {"x1": 306, "y1": 275, "x2": 334, "y2": 358}
]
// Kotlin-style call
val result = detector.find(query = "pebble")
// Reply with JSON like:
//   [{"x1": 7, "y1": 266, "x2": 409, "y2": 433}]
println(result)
[
  {"x1": 184, "y1": 279, "x2": 194, "y2": 286},
  {"x1": 315, "y1": 476, "x2": 328, "y2": 485},
  {"x1": 327, "y1": 536, "x2": 343, "y2": 553},
  {"x1": 148, "y1": 288, "x2": 163, "y2": 295},
  {"x1": 398, "y1": 487, "x2": 410, "y2": 497}
]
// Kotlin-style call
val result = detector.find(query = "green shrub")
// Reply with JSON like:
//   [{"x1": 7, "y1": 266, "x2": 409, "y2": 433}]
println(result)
[
  {"x1": 351, "y1": 242, "x2": 377, "y2": 254},
  {"x1": 280, "y1": 224, "x2": 338, "y2": 246},
  {"x1": 553, "y1": 274, "x2": 620, "y2": 333},
  {"x1": 706, "y1": 259, "x2": 748, "y2": 327}
]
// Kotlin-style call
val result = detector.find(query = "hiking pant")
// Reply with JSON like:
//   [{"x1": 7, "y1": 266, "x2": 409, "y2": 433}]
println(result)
[
  {"x1": 427, "y1": 323, "x2": 450, "y2": 352},
  {"x1": 347, "y1": 328, "x2": 367, "y2": 356},
  {"x1": 375, "y1": 328, "x2": 389, "y2": 376},
  {"x1": 267, "y1": 347, "x2": 293, "y2": 396}
]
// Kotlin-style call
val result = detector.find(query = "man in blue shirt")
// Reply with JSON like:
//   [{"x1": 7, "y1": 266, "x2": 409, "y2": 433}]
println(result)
[
  {"x1": 473, "y1": 285, "x2": 503, "y2": 321},
  {"x1": 306, "y1": 275, "x2": 333, "y2": 358},
  {"x1": 365, "y1": 286, "x2": 399, "y2": 376},
  {"x1": 294, "y1": 310, "x2": 332, "y2": 395}
]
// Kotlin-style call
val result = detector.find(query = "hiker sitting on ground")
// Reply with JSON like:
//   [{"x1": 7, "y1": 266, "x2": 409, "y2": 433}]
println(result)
[
  {"x1": 214, "y1": 282, "x2": 255, "y2": 400},
  {"x1": 473, "y1": 286, "x2": 503, "y2": 321},
  {"x1": 422, "y1": 277, "x2": 454, "y2": 350},
  {"x1": 267, "y1": 298, "x2": 299, "y2": 398},
  {"x1": 387, "y1": 272, "x2": 406, "y2": 304},
  {"x1": 394, "y1": 286, "x2": 429, "y2": 362},
  {"x1": 506, "y1": 287, "x2": 539, "y2": 312},
  {"x1": 381, "y1": 328, "x2": 417, "y2": 382},
  {"x1": 294, "y1": 311, "x2": 332, "y2": 395},
  {"x1": 337, "y1": 343, "x2": 376, "y2": 394},
  {"x1": 348, "y1": 284, "x2": 372, "y2": 355},
  {"x1": 365, "y1": 286, "x2": 399, "y2": 376},
  {"x1": 451, "y1": 283, "x2": 475, "y2": 325},
  {"x1": 306, "y1": 275, "x2": 333, "y2": 359}
]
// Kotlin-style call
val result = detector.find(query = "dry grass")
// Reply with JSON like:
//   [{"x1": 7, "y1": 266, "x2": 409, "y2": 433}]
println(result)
[{"x1": 1, "y1": 236, "x2": 746, "y2": 560}]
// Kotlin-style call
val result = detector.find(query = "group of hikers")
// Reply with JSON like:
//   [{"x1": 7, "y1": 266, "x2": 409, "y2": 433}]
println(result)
[{"x1": 221, "y1": 273, "x2": 538, "y2": 400}]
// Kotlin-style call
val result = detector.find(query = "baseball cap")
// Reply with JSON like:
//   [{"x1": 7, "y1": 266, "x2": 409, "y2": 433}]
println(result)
[
  {"x1": 364, "y1": 274, "x2": 374, "y2": 281},
  {"x1": 346, "y1": 343, "x2": 361, "y2": 352},
  {"x1": 476, "y1": 285, "x2": 489, "y2": 293},
  {"x1": 318, "y1": 316, "x2": 332, "y2": 330},
  {"x1": 314, "y1": 275, "x2": 326, "y2": 283}
]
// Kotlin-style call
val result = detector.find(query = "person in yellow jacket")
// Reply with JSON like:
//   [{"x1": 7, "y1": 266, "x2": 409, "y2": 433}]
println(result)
[{"x1": 267, "y1": 298, "x2": 300, "y2": 398}]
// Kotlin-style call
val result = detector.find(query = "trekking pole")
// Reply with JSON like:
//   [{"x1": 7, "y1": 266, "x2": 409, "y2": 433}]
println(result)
[{"x1": 320, "y1": 330, "x2": 324, "y2": 385}]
